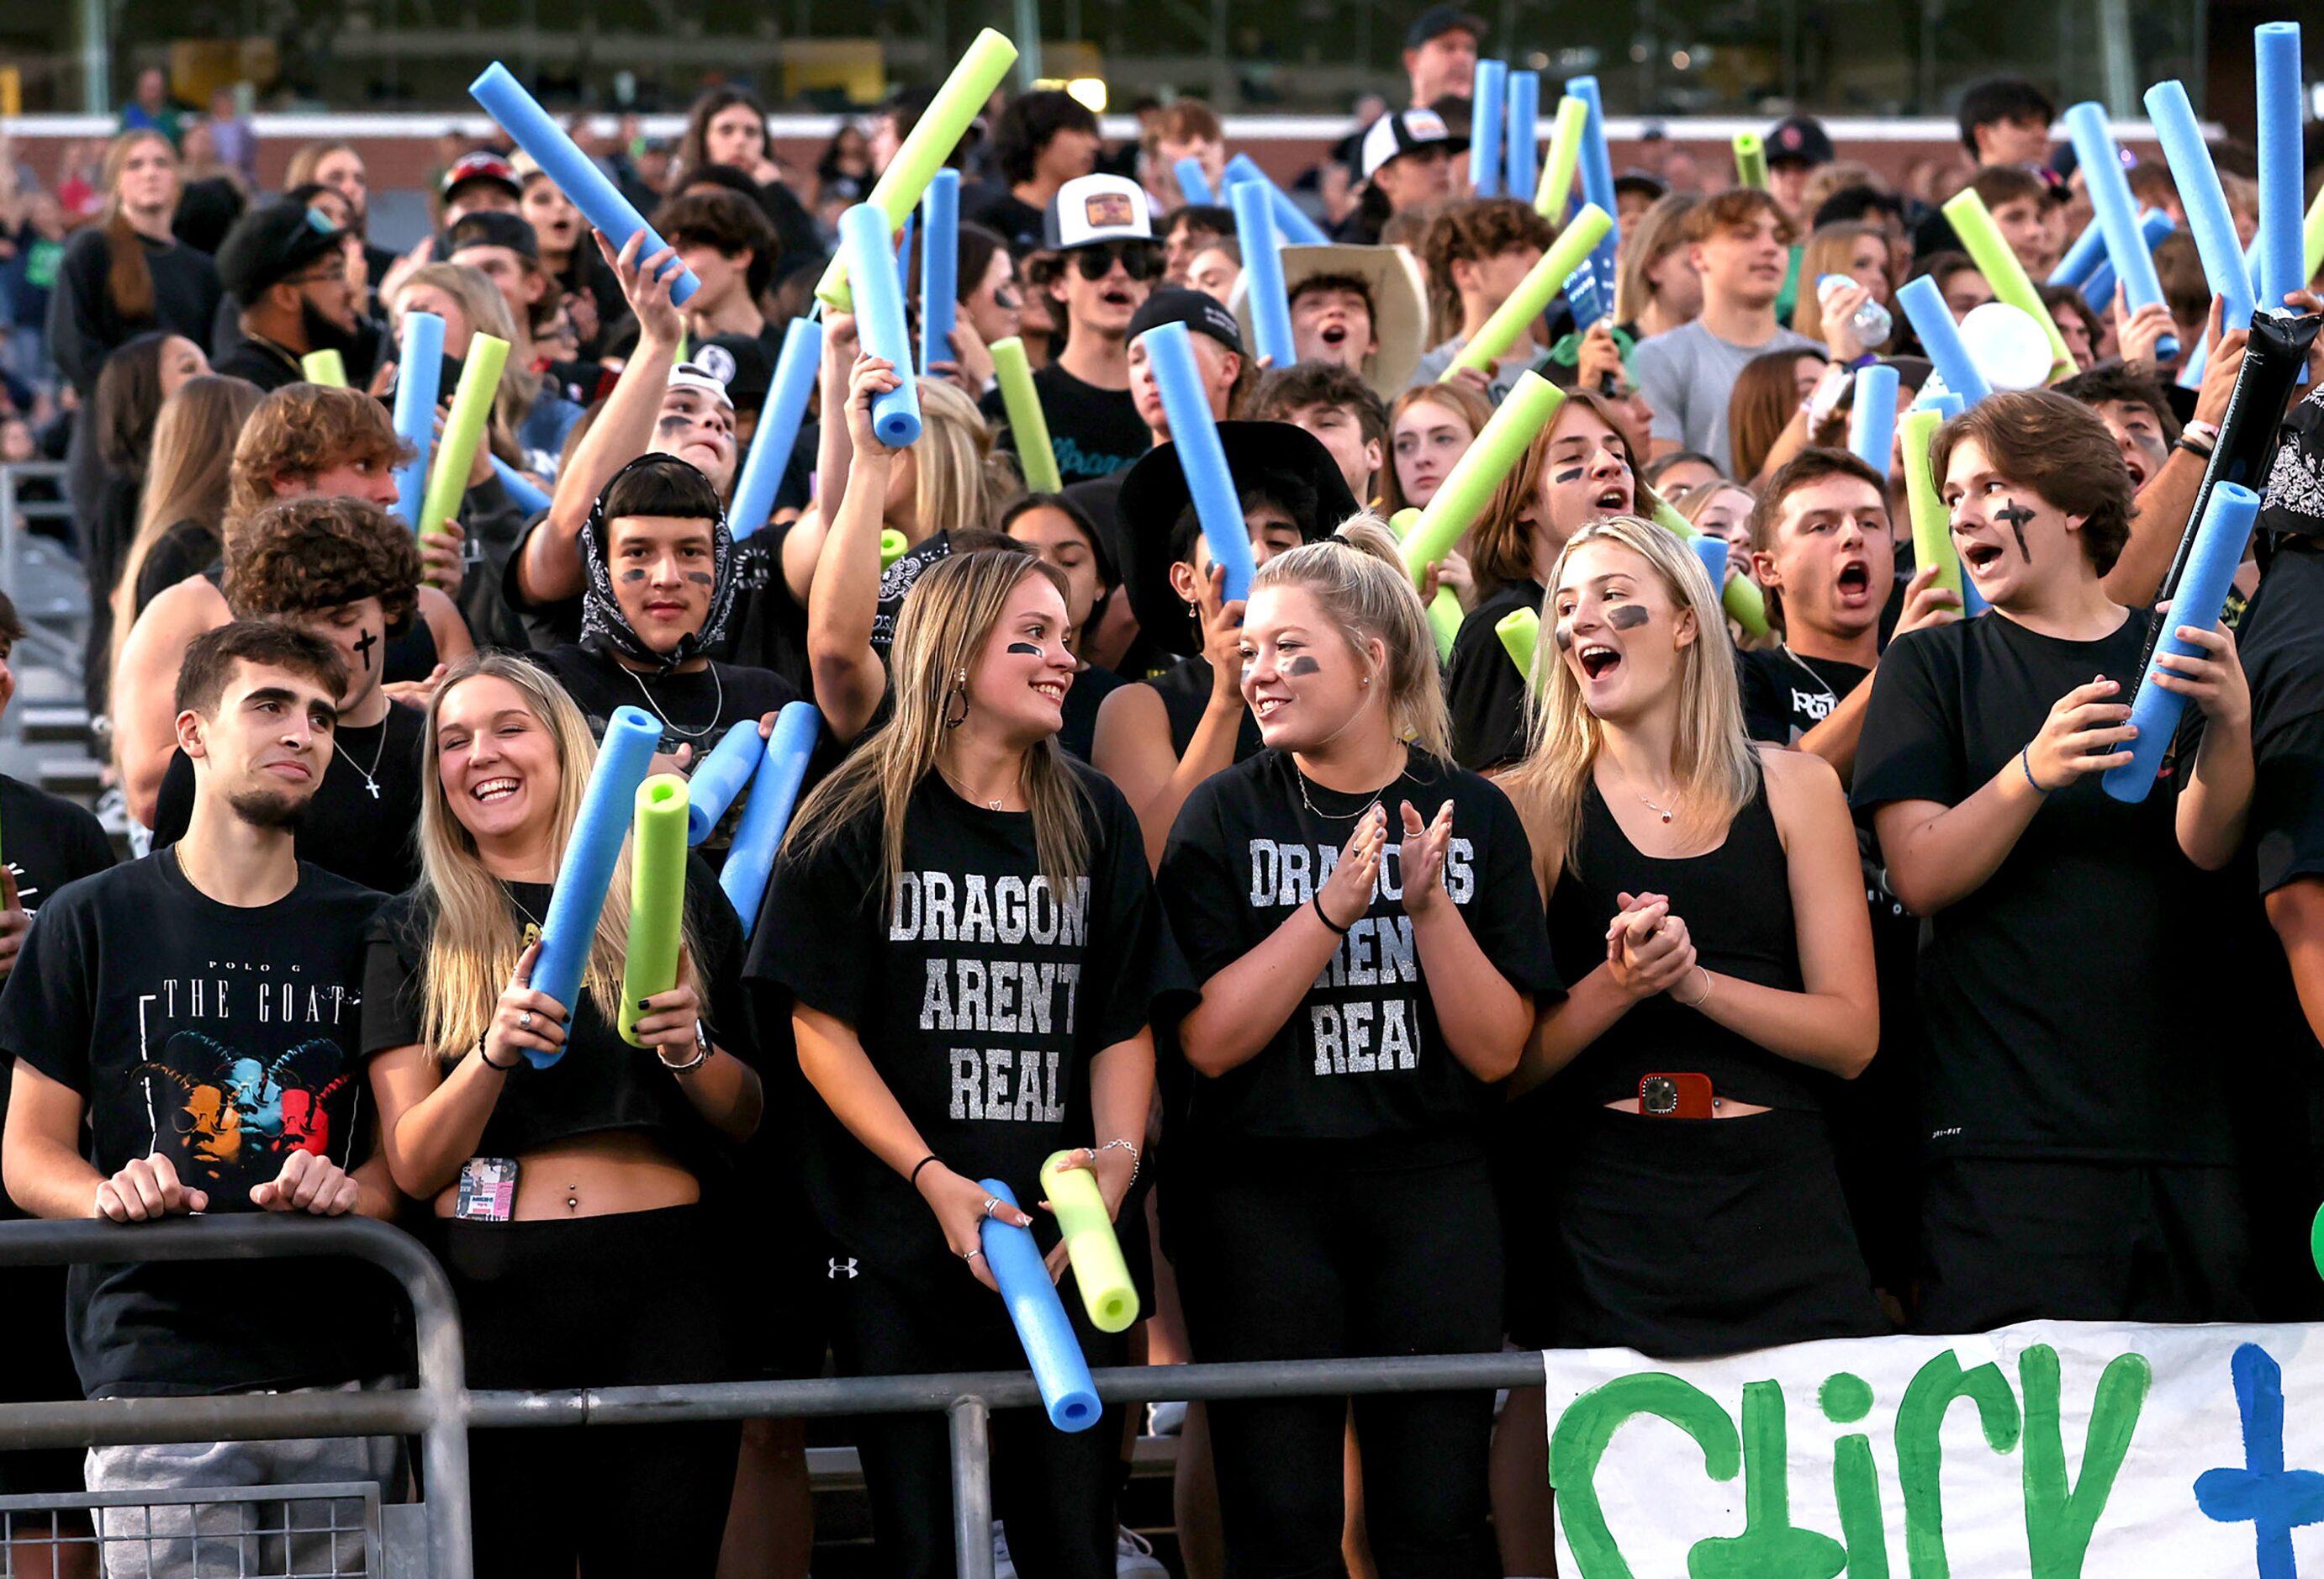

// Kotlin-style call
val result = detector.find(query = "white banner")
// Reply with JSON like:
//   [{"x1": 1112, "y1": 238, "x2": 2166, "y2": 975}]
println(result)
[{"x1": 1543, "y1": 1321, "x2": 2324, "y2": 1578}]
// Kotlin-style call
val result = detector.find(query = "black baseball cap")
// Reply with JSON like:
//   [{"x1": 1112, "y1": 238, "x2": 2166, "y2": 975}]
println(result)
[
  {"x1": 1405, "y1": 5, "x2": 1484, "y2": 49},
  {"x1": 1131, "y1": 288, "x2": 1245, "y2": 358},
  {"x1": 445, "y1": 209, "x2": 540, "y2": 260},
  {"x1": 1766, "y1": 114, "x2": 1836, "y2": 169},
  {"x1": 694, "y1": 333, "x2": 774, "y2": 414},
  {"x1": 216, "y1": 201, "x2": 348, "y2": 307},
  {"x1": 441, "y1": 151, "x2": 522, "y2": 202}
]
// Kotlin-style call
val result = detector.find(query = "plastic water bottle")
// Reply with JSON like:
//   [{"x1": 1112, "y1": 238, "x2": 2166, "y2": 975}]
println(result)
[{"x1": 1819, "y1": 273, "x2": 1893, "y2": 350}]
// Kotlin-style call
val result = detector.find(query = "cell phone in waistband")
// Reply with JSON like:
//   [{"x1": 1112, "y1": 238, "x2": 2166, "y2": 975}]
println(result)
[
  {"x1": 455, "y1": 1157, "x2": 520, "y2": 1222},
  {"x1": 1640, "y1": 1073, "x2": 1715, "y2": 1119}
]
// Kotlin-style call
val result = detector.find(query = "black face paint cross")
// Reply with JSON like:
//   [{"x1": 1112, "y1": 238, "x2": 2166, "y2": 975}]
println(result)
[
  {"x1": 1995, "y1": 499, "x2": 2036, "y2": 562},
  {"x1": 352, "y1": 628, "x2": 378, "y2": 672},
  {"x1": 1607, "y1": 605, "x2": 1651, "y2": 631}
]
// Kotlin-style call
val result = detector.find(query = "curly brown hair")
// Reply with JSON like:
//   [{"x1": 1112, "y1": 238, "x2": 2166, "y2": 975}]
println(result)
[
  {"x1": 1420, "y1": 198, "x2": 1555, "y2": 341},
  {"x1": 228, "y1": 385, "x2": 412, "y2": 538},
  {"x1": 224, "y1": 495, "x2": 422, "y2": 638}
]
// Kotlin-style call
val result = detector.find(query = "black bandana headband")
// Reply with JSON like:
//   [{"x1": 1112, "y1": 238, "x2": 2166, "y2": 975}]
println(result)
[{"x1": 578, "y1": 453, "x2": 739, "y2": 673}]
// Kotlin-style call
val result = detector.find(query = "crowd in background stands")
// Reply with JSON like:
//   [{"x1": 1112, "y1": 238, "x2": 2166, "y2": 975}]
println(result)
[{"x1": 0, "y1": 7, "x2": 2320, "y2": 1576}]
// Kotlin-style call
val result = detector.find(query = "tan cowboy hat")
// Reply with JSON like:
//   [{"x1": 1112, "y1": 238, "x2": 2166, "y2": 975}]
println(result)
[{"x1": 1228, "y1": 242, "x2": 1429, "y2": 402}]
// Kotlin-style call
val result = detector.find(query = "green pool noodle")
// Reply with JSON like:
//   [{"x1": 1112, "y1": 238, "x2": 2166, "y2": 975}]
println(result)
[
  {"x1": 1497, "y1": 605, "x2": 1540, "y2": 689},
  {"x1": 1535, "y1": 96, "x2": 1589, "y2": 219},
  {"x1": 1733, "y1": 133, "x2": 1767, "y2": 191},
  {"x1": 879, "y1": 528, "x2": 910, "y2": 567},
  {"x1": 618, "y1": 774, "x2": 691, "y2": 1048},
  {"x1": 419, "y1": 331, "x2": 509, "y2": 537},
  {"x1": 813, "y1": 29, "x2": 1020, "y2": 312},
  {"x1": 1640, "y1": 481, "x2": 1769, "y2": 636},
  {"x1": 1388, "y1": 507, "x2": 1419, "y2": 541},
  {"x1": 1899, "y1": 406, "x2": 1967, "y2": 607},
  {"x1": 2306, "y1": 182, "x2": 2324, "y2": 283},
  {"x1": 2311, "y1": 1198, "x2": 2324, "y2": 1285},
  {"x1": 1940, "y1": 188, "x2": 2076, "y2": 383},
  {"x1": 1443, "y1": 204, "x2": 1612, "y2": 378},
  {"x1": 1039, "y1": 1149, "x2": 1139, "y2": 1332},
  {"x1": 298, "y1": 349, "x2": 347, "y2": 387},
  {"x1": 991, "y1": 336, "x2": 1062, "y2": 493},
  {"x1": 1402, "y1": 371, "x2": 1563, "y2": 583}
]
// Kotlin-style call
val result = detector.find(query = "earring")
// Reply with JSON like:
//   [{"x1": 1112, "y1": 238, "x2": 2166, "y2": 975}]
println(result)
[{"x1": 942, "y1": 668, "x2": 969, "y2": 729}]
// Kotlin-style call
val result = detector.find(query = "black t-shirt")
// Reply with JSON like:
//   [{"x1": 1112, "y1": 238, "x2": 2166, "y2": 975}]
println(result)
[
  {"x1": 359, "y1": 857, "x2": 756, "y2": 1171},
  {"x1": 2239, "y1": 539, "x2": 2324, "y2": 900},
  {"x1": 0, "y1": 775, "x2": 119, "y2": 1223},
  {"x1": 1147, "y1": 655, "x2": 1264, "y2": 762},
  {"x1": 132, "y1": 520, "x2": 219, "y2": 623},
  {"x1": 752, "y1": 765, "x2": 1184, "y2": 1286},
  {"x1": 964, "y1": 189, "x2": 1045, "y2": 255},
  {"x1": 1156, "y1": 750, "x2": 1561, "y2": 1156},
  {"x1": 980, "y1": 363, "x2": 1149, "y2": 488},
  {"x1": 1851, "y1": 611, "x2": 2230, "y2": 1164},
  {"x1": 151, "y1": 704, "x2": 427, "y2": 898},
  {"x1": 1446, "y1": 581, "x2": 1543, "y2": 772},
  {"x1": 1059, "y1": 663, "x2": 1126, "y2": 763},
  {"x1": 208, "y1": 336, "x2": 302, "y2": 393},
  {"x1": 0, "y1": 853, "x2": 392, "y2": 1398}
]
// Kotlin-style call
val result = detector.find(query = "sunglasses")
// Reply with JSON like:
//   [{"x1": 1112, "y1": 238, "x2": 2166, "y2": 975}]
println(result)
[{"x1": 1073, "y1": 241, "x2": 1164, "y2": 282}]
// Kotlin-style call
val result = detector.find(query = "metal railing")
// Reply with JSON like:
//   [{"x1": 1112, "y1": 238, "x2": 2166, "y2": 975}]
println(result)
[
  {"x1": 0, "y1": 462, "x2": 87, "y2": 680},
  {"x1": 0, "y1": 1217, "x2": 1545, "y2": 1579}
]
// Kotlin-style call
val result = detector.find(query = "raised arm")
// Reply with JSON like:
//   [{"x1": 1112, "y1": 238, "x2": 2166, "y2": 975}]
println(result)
[
  {"x1": 1098, "y1": 567, "x2": 1250, "y2": 869},
  {"x1": 805, "y1": 353, "x2": 906, "y2": 745}
]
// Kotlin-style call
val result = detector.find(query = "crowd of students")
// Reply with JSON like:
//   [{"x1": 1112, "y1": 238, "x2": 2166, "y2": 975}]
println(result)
[{"x1": 0, "y1": 13, "x2": 2321, "y2": 1577}]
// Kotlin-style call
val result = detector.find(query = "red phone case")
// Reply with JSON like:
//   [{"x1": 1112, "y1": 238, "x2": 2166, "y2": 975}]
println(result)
[{"x1": 1640, "y1": 1072, "x2": 1716, "y2": 1119}]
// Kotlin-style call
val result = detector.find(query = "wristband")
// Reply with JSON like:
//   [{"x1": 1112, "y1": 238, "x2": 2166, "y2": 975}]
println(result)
[
  {"x1": 2020, "y1": 744, "x2": 2054, "y2": 795},
  {"x1": 478, "y1": 1034, "x2": 520, "y2": 1073},
  {"x1": 2181, "y1": 419, "x2": 2221, "y2": 448},
  {"x1": 1312, "y1": 895, "x2": 1352, "y2": 936},
  {"x1": 910, "y1": 1154, "x2": 943, "y2": 1187},
  {"x1": 2173, "y1": 436, "x2": 2216, "y2": 460}
]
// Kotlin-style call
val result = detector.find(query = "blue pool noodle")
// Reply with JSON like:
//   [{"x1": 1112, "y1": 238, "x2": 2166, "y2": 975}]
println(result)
[
  {"x1": 1139, "y1": 321, "x2": 1255, "y2": 603},
  {"x1": 979, "y1": 1178, "x2": 1101, "y2": 1432},
  {"x1": 2146, "y1": 82, "x2": 2256, "y2": 336},
  {"x1": 531, "y1": 705, "x2": 661, "y2": 1061},
  {"x1": 1565, "y1": 76, "x2": 1621, "y2": 322},
  {"x1": 718, "y1": 701, "x2": 821, "y2": 936},
  {"x1": 389, "y1": 311, "x2": 445, "y2": 531},
  {"x1": 1848, "y1": 363, "x2": 1899, "y2": 473},
  {"x1": 2255, "y1": 24, "x2": 2305, "y2": 316},
  {"x1": 1506, "y1": 71, "x2": 1540, "y2": 206},
  {"x1": 895, "y1": 214, "x2": 915, "y2": 340},
  {"x1": 2081, "y1": 210, "x2": 2180, "y2": 314},
  {"x1": 2048, "y1": 217, "x2": 2107, "y2": 289},
  {"x1": 840, "y1": 204, "x2": 922, "y2": 447},
  {"x1": 1174, "y1": 157, "x2": 1213, "y2": 206},
  {"x1": 2065, "y1": 103, "x2": 2176, "y2": 356},
  {"x1": 1470, "y1": 59, "x2": 1508, "y2": 198},
  {"x1": 2101, "y1": 481, "x2": 2261, "y2": 804},
  {"x1": 1897, "y1": 276, "x2": 1994, "y2": 407},
  {"x1": 1690, "y1": 536, "x2": 1728, "y2": 592},
  {"x1": 685, "y1": 721, "x2": 766, "y2": 844},
  {"x1": 919, "y1": 170, "x2": 959, "y2": 381},
  {"x1": 488, "y1": 456, "x2": 551, "y2": 516},
  {"x1": 469, "y1": 64, "x2": 698, "y2": 304},
  {"x1": 729, "y1": 316, "x2": 822, "y2": 542},
  {"x1": 1230, "y1": 182, "x2": 1294, "y2": 368},
  {"x1": 1224, "y1": 153, "x2": 1328, "y2": 246}
]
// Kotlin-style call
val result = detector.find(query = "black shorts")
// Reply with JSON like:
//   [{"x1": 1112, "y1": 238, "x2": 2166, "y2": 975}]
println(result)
[
  {"x1": 716, "y1": 1162, "x2": 833, "y2": 1382},
  {"x1": 0, "y1": 1265, "x2": 87, "y2": 1497},
  {"x1": 1916, "y1": 1156, "x2": 2256, "y2": 1334},
  {"x1": 1508, "y1": 1105, "x2": 1886, "y2": 1357}
]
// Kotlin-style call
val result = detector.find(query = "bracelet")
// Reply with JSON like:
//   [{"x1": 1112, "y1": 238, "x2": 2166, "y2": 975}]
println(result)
[
  {"x1": 2173, "y1": 435, "x2": 2216, "y2": 460},
  {"x1": 2180, "y1": 419, "x2": 2221, "y2": 451},
  {"x1": 1095, "y1": 1137, "x2": 1143, "y2": 1185},
  {"x1": 657, "y1": 1020, "x2": 711, "y2": 1074},
  {"x1": 476, "y1": 1034, "x2": 520, "y2": 1073},
  {"x1": 910, "y1": 1154, "x2": 942, "y2": 1188},
  {"x1": 1677, "y1": 966, "x2": 1714, "y2": 1009},
  {"x1": 1312, "y1": 895, "x2": 1351, "y2": 936},
  {"x1": 2020, "y1": 744, "x2": 2053, "y2": 795}
]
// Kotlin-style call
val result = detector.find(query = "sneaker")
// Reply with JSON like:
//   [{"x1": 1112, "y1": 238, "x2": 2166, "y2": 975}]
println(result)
[
  {"x1": 1147, "y1": 1399, "x2": 1186, "y2": 1435},
  {"x1": 1116, "y1": 1526, "x2": 1168, "y2": 1577},
  {"x1": 993, "y1": 1520, "x2": 1017, "y2": 1579}
]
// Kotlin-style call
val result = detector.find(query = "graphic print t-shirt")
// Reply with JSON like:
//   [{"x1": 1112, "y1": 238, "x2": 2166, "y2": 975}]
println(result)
[
  {"x1": 980, "y1": 363, "x2": 1150, "y2": 488},
  {"x1": 752, "y1": 765, "x2": 1186, "y2": 1286},
  {"x1": 1157, "y1": 750, "x2": 1561, "y2": 1155},
  {"x1": 0, "y1": 853, "x2": 390, "y2": 1398}
]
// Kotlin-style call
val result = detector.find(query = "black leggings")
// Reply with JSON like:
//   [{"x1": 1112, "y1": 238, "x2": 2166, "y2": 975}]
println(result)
[
  {"x1": 441, "y1": 1205, "x2": 741, "y2": 1577},
  {"x1": 1170, "y1": 1152, "x2": 1503, "y2": 1579},
  {"x1": 833, "y1": 1263, "x2": 1128, "y2": 1579}
]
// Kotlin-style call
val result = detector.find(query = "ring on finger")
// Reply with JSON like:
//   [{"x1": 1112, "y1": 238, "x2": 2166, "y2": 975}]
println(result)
[
  {"x1": 518, "y1": 1011, "x2": 533, "y2": 1030},
  {"x1": 962, "y1": 1249, "x2": 985, "y2": 1263},
  {"x1": 980, "y1": 1196, "x2": 1001, "y2": 1221}
]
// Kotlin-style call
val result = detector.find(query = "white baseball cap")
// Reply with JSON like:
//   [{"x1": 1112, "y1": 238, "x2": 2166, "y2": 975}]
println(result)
[
  {"x1": 665, "y1": 361, "x2": 736, "y2": 412},
  {"x1": 1360, "y1": 108, "x2": 1466, "y2": 181},
  {"x1": 1043, "y1": 174, "x2": 1156, "y2": 250}
]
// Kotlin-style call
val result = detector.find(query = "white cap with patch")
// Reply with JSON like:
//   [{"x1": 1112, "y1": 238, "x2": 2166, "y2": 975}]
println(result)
[
  {"x1": 665, "y1": 361, "x2": 736, "y2": 412},
  {"x1": 1043, "y1": 173, "x2": 1156, "y2": 250},
  {"x1": 1360, "y1": 108, "x2": 1463, "y2": 181}
]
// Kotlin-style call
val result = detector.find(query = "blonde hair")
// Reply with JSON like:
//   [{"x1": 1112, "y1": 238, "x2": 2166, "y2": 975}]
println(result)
[
  {"x1": 1500, "y1": 515, "x2": 1759, "y2": 879},
  {"x1": 112, "y1": 375, "x2": 266, "y2": 688},
  {"x1": 1790, "y1": 222, "x2": 1885, "y2": 341},
  {"x1": 1252, "y1": 514, "x2": 1452, "y2": 759},
  {"x1": 911, "y1": 378, "x2": 1019, "y2": 541},
  {"x1": 393, "y1": 261, "x2": 538, "y2": 464},
  {"x1": 412, "y1": 654, "x2": 681, "y2": 1052},
  {"x1": 1611, "y1": 193, "x2": 1698, "y2": 325},
  {"x1": 784, "y1": 551, "x2": 1090, "y2": 901}
]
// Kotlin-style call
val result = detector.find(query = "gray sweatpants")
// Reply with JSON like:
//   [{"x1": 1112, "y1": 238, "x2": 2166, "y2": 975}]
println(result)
[{"x1": 82, "y1": 1384, "x2": 403, "y2": 1579}]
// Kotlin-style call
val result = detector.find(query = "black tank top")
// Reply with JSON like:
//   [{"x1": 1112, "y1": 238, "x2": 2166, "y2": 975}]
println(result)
[
  {"x1": 1147, "y1": 654, "x2": 1265, "y2": 762},
  {"x1": 1547, "y1": 765, "x2": 1830, "y2": 1112}
]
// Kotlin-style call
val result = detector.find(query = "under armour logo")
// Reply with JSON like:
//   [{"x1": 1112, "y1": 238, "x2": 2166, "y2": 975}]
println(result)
[{"x1": 828, "y1": 1257, "x2": 859, "y2": 1280}]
